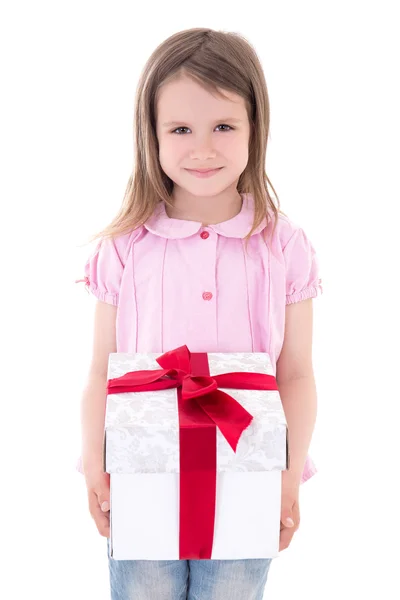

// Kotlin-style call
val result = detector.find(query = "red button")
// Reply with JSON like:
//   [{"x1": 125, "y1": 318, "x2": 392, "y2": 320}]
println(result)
[
  {"x1": 202, "y1": 292, "x2": 213, "y2": 301},
  {"x1": 200, "y1": 231, "x2": 209, "y2": 239}
]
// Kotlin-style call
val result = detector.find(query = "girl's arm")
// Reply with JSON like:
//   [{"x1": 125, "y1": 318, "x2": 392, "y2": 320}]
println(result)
[
  {"x1": 276, "y1": 298, "x2": 318, "y2": 486},
  {"x1": 277, "y1": 376, "x2": 318, "y2": 486},
  {"x1": 80, "y1": 301, "x2": 117, "y2": 476}
]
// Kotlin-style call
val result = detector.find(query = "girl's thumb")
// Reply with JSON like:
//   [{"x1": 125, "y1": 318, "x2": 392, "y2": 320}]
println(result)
[
  {"x1": 282, "y1": 510, "x2": 294, "y2": 527},
  {"x1": 99, "y1": 495, "x2": 110, "y2": 512}
]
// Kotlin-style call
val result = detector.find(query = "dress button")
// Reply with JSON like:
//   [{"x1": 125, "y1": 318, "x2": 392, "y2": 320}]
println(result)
[
  {"x1": 202, "y1": 292, "x2": 213, "y2": 301},
  {"x1": 200, "y1": 231, "x2": 210, "y2": 239}
]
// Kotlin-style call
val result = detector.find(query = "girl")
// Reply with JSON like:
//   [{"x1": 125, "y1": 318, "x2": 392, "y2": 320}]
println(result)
[{"x1": 76, "y1": 27, "x2": 323, "y2": 600}]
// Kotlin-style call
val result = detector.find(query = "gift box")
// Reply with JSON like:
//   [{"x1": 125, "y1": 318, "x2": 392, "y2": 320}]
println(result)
[{"x1": 104, "y1": 346, "x2": 289, "y2": 560}]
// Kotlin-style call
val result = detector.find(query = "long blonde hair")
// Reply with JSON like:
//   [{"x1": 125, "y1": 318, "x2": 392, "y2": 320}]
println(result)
[{"x1": 87, "y1": 28, "x2": 286, "y2": 246}]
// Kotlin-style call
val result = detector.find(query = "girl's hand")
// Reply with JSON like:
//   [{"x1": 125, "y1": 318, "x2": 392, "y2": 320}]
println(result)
[
  {"x1": 84, "y1": 468, "x2": 111, "y2": 538},
  {"x1": 279, "y1": 473, "x2": 300, "y2": 552}
]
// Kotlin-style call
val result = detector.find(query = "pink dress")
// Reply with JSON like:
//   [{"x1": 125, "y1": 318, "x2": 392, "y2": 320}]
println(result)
[{"x1": 76, "y1": 192, "x2": 323, "y2": 483}]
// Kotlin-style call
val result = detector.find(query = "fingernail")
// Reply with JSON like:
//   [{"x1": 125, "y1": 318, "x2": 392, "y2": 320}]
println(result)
[
  {"x1": 101, "y1": 501, "x2": 109, "y2": 512},
  {"x1": 285, "y1": 518, "x2": 294, "y2": 527}
]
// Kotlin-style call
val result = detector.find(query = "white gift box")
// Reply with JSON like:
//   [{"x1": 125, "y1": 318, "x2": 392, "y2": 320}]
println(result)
[{"x1": 104, "y1": 350, "x2": 289, "y2": 560}]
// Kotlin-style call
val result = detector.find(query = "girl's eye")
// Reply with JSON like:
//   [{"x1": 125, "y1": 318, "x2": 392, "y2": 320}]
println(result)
[{"x1": 171, "y1": 124, "x2": 233, "y2": 134}]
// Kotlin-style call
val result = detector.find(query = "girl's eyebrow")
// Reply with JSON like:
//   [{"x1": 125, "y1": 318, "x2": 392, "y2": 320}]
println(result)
[{"x1": 162, "y1": 118, "x2": 243, "y2": 128}]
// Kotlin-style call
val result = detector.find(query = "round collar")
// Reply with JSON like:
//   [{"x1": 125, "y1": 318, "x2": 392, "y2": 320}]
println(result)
[{"x1": 144, "y1": 192, "x2": 267, "y2": 239}]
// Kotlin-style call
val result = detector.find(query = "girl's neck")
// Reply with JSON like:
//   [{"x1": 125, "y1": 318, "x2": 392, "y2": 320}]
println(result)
[{"x1": 166, "y1": 188, "x2": 243, "y2": 225}]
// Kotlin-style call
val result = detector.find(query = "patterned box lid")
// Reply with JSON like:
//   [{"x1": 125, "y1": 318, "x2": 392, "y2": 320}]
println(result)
[{"x1": 103, "y1": 352, "x2": 289, "y2": 474}]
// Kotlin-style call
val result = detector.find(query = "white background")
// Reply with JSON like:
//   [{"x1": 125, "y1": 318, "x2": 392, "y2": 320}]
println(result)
[{"x1": 1, "y1": 1, "x2": 399, "y2": 598}]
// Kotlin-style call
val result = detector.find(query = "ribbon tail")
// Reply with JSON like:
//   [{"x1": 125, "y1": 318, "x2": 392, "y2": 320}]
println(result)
[{"x1": 196, "y1": 390, "x2": 253, "y2": 452}]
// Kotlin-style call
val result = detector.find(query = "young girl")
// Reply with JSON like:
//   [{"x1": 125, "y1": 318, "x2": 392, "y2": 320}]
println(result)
[{"x1": 76, "y1": 27, "x2": 323, "y2": 600}]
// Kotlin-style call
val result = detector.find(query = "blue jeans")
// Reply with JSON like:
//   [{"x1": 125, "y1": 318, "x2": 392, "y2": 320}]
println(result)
[{"x1": 107, "y1": 538, "x2": 273, "y2": 599}]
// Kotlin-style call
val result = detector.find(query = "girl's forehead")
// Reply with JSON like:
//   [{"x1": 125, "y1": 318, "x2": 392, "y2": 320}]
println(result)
[
  {"x1": 156, "y1": 78, "x2": 246, "y2": 121},
  {"x1": 160, "y1": 73, "x2": 241, "y2": 101}
]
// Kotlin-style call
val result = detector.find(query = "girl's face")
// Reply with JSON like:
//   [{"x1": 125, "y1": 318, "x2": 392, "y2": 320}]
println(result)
[{"x1": 155, "y1": 75, "x2": 251, "y2": 197}]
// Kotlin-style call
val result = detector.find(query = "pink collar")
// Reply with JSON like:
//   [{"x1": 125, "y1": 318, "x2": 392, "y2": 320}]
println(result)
[{"x1": 144, "y1": 192, "x2": 268, "y2": 239}]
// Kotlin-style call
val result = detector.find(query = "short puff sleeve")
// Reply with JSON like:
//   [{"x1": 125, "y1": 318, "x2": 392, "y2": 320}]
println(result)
[
  {"x1": 283, "y1": 225, "x2": 323, "y2": 305},
  {"x1": 76, "y1": 235, "x2": 125, "y2": 306}
]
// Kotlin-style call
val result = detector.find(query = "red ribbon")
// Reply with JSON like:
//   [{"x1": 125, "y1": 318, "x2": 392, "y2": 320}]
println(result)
[{"x1": 107, "y1": 345, "x2": 279, "y2": 559}]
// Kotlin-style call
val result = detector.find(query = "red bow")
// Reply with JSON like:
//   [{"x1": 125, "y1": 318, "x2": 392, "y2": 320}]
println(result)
[{"x1": 107, "y1": 345, "x2": 279, "y2": 559}]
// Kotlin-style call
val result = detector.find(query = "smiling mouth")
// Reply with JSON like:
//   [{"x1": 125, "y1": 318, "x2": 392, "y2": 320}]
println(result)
[{"x1": 186, "y1": 167, "x2": 223, "y2": 173}]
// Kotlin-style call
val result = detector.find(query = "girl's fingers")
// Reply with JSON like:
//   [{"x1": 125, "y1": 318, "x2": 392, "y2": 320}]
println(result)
[
  {"x1": 279, "y1": 525, "x2": 294, "y2": 552},
  {"x1": 88, "y1": 489, "x2": 110, "y2": 537}
]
